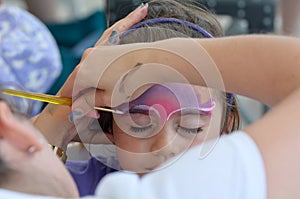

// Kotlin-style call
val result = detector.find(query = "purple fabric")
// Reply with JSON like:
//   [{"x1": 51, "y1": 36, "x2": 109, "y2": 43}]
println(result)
[
  {"x1": 66, "y1": 157, "x2": 117, "y2": 197},
  {"x1": 0, "y1": 5, "x2": 62, "y2": 114}
]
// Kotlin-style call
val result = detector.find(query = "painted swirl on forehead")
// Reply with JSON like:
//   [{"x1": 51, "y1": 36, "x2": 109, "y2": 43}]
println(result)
[{"x1": 118, "y1": 83, "x2": 216, "y2": 119}]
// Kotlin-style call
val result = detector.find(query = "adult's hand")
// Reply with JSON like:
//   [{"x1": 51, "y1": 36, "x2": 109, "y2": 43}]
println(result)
[{"x1": 33, "y1": 4, "x2": 148, "y2": 149}]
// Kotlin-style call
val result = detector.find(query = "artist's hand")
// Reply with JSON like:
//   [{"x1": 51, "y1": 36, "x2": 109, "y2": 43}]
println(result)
[
  {"x1": 95, "y1": 3, "x2": 148, "y2": 46},
  {"x1": 74, "y1": 38, "x2": 206, "y2": 106},
  {"x1": 33, "y1": 4, "x2": 148, "y2": 149},
  {"x1": 60, "y1": 3, "x2": 148, "y2": 98}
]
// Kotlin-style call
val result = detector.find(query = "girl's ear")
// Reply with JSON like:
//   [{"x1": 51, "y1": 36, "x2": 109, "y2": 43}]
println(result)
[{"x1": 0, "y1": 102, "x2": 43, "y2": 153}]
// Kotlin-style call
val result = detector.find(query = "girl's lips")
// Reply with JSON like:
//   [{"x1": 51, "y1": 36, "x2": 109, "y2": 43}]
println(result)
[
  {"x1": 144, "y1": 167, "x2": 158, "y2": 172},
  {"x1": 145, "y1": 163, "x2": 163, "y2": 171}
]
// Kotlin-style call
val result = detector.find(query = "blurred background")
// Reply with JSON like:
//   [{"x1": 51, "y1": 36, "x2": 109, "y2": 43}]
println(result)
[{"x1": 2, "y1": 0, "x2": 299, "y2": 128}]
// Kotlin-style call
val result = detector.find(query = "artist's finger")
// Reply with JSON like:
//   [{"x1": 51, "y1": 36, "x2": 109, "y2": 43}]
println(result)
[
  {"x1": 70, "y1": 88, "x2": 109, "y2": 121},
  {"x1": 80, "y1": 48, "x2": 94, "y2": 62},
  {"x1": 95, "y1": 3, "x2": 148, "y2": 46}
]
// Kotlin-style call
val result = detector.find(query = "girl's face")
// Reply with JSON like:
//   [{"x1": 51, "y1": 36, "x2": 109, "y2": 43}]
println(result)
[{"x1": 111, "y1": 83, "x2": 224, "y2": 174}]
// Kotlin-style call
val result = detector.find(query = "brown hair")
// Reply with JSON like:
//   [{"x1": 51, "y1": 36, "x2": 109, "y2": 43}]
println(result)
[
  {"x1": 121, "y1": 0, "x2": 223, "y2": 43},
  {"x1": 98, "y1": 0, "x2": 240, "y2": 134}
]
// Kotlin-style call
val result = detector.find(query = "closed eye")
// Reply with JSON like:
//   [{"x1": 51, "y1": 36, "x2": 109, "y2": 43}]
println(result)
[
  {"x1": 176, "y1": 126, "x2": 204, "y2": 134},
  {"x1": 130, "y1": 124, "x2": 153, "y2": 133}
]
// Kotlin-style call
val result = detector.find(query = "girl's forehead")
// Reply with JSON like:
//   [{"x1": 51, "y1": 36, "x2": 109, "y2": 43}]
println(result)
[{"x1": 126, "y1": 83, "x2": 214, "y2": 113}]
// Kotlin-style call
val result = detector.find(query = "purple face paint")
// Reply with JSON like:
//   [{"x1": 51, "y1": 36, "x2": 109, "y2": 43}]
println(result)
[
  {"x1": 128, "y1": 83, "x2": 215, "y2": 117},
  {"x1": 114, "y1": 83, "x2": 216, "y2": 138}
]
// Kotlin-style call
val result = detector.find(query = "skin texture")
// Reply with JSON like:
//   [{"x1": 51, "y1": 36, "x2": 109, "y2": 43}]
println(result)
[{"x1": 111, "y1": 84, "x2": 223, "y2": 174}]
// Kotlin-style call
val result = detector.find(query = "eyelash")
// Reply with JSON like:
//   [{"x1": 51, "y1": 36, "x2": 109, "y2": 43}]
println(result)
[
  {"x1": 176, "y1": 125, "x2": 204, "y2": 134},
  {"x1": 130, "y1": 125, "x2": 153, "y2": 133}
]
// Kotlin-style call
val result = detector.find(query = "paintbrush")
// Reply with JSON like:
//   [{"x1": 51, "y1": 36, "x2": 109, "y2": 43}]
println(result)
[{"x1": 1, "y1": 88, "x2": 124, "y2": 115}]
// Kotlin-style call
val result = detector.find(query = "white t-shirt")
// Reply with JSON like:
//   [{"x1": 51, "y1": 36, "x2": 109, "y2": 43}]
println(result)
[
  {"x1": 95, "y1": 131, "x2": 266, "y2": 199},
  {"x1": 0, "y1": 131, "x2": 266, "y2": 199}
]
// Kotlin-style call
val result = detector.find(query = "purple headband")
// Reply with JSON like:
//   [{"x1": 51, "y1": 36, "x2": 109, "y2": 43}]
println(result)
[
  {"x1": 122, "y1": 18, "x2": 214, "y2": 38},
  {"x1": 121, "y1": 18, "x2": 234, "y2": 106}
]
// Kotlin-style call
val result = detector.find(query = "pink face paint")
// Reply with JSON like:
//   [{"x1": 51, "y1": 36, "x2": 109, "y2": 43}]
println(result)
[
  {"x1": 118, "y1": 83, "x2": 216, "y2": 122},
  {"x1": 113, "y1": 83, "x2": 216, "y2": 138}
]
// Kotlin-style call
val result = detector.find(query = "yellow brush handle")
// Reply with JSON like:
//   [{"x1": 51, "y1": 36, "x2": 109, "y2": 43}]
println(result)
[
  {"x1": 1, "y1": 88, "x2": 124, "y2": 114},
  {"x1": 1, "y1": 88, "x2": 72, "y2": 106}
]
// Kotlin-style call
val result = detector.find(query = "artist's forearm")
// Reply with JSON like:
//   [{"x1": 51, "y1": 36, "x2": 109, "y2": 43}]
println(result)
[
  {"x1": 198, "y1": 35, "x2": 300, "y2": 106},
  {"x1": 85, "y1": 35, "x2": 300, "y2": 107}
]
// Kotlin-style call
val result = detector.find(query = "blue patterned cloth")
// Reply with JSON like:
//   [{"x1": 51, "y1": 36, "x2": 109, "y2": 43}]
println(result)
[{"x1": 0, "y1": 5, "x2": 62, "y2": 114}]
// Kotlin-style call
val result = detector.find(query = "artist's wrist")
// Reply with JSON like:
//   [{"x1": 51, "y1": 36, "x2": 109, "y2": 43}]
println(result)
[{"x1": 33, "y1": 104, "x2": 74, "y2": 150}]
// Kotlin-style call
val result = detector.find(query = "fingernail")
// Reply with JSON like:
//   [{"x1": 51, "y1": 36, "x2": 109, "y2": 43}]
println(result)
[
  {"x1": 138, "y1": 3, "x2": 144, "y2": 8},
  {"x1": 143, "y1": 3, "x2": 148, "y2": 8},
  {"x1": 108, "y1": 30, "x2": 119, "y2": 45},
  {"x1": 69, "y1": 110, "x2": 83, "y2": 122},
  {"x1": 69, "y1": 113, "x2": 74, "y2": 122}
]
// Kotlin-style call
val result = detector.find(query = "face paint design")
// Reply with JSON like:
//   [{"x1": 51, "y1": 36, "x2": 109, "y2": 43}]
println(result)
[{"x1": 114, "y1": 83, "x2": 216, "y2": 138}]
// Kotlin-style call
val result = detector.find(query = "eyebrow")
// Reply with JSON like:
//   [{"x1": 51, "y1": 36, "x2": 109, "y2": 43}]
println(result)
[{"x1": 128, "y1": 107, "x2": 149, "y2": 115}]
